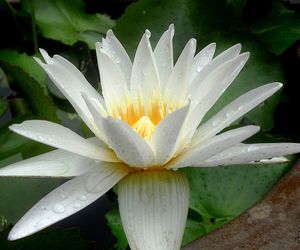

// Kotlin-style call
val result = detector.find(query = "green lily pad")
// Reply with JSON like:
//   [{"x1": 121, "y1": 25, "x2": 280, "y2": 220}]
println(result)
[
  {"x1": 22, "y1": 0, "x2": 115, "y2": 49},
  {"x1": 0, "y1": 50, "x2": 58, "y2": 122}
]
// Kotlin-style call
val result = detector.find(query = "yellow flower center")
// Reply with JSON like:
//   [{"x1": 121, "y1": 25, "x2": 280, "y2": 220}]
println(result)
[{"x1": 107, "y1": 91, "x2": 186, "y2": 139}]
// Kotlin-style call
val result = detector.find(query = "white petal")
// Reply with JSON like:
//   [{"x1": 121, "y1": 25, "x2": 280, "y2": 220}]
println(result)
[
  {"x1": 188, "y1": 44, "x2": 241, "y2": 94},
  {"x1": 35, "y1": 51, "x2": 106, "y2": 134},
  {"x1": 154, "y1": 24, "x2": 174, "y2": 88},
  {"x1": 151, "y1": 105, "x2": 190, "y2": 165},
  {"x1": 95, "y1": 47, "x2": 129, "y2": 108},
  {"x1": 100, "y1": 29, "x2": 132, "y2": 84},
  {"x1": 167, "y1": 125, "x2": 260, "y2": 169},
  {"x1": 190, "y1": 42, "x2": 216, "y2": 81},
  {"x1": 185, "y1": 52, "x2": 249, "y2": 138},
  {"x1": 165, "y1": 38, "x2": 196, "y2": 97},
  {"x1": 9, "y1": 120, "x2": 118, "y2": 162},
  {"x1": 82, "y1": 94, "x2": 107, "y2": 143},
  {"x1": 118, "y1": 170, "x2": 189, "y2": 250},
  {"x1": 131, "y1": 30, "x2": 160, "y2": 99},
  {"x1": 0, "y1": 149, "x2": 97, "y2": 178},
  {"x1": 101, "y1": 117, "x2": 155, "y2": 167},
  {"x1": 8, "y1": 163, "x2": 130, "y2": 240},
  {"x1": 201, "y1": 143, "x2": 300, "y2": 167},
  {"x1": 192, "y1": 82, "x2": 283, "y2": 145}
]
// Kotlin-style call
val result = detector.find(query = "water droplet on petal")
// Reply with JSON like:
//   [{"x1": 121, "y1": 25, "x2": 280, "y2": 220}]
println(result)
[
  {"x1": 78, "y1": 195, "x2": 88, "y2": 201},
  {"x1": 73, "y1": 202, "x2": 82, "y2": 209},
  {"x1": 225, "y1": 110, "x2": 235, "y2": 118},
  {"x1": 212, "y1": 119, "x2": 220, "y2": 127},
  {"x1": 35, "y1": 218, "x2": 53, "y2": 228},
  {"x1": 53, "y1": 203, "x2": 65, "y2": 214},
  {"x1": 196, "y1": 67, "x2": 202, "y2": 73},
  {"x1": 238, "y1": 106, "x2": 243, "y2": 111},
  {"x1": 60, "y1": 193, "x2": 66, "y2": 199},
  {"x1": 115, "y1": 57, "x2": 120, "y2": 64},
  {"x1": 247, "y1": 145, "x2": 258, "y2": 152},
  {"x1": 41, "y1": 206, "x2": 47, "y2": 211}
]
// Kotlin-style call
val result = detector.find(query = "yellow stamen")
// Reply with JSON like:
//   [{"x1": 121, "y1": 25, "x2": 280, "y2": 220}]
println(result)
[{"x1": 132, "y1": 116, "x2": 156, "y2": 140}]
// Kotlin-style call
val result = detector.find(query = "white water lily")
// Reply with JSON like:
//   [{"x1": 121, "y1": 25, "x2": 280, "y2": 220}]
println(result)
[{"x1": 1, "y1": 24, "x2": 300, "y2": 249}]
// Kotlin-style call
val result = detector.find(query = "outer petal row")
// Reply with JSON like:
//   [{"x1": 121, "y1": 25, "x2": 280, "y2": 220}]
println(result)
[{"x1": 8, "y1": 163, "x2": 130, "y2": 241}]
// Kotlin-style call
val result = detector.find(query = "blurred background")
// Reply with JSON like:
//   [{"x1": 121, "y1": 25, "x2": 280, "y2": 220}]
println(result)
[{"x1": 0, "y1": 0, "x2": 300, "y2": 249}]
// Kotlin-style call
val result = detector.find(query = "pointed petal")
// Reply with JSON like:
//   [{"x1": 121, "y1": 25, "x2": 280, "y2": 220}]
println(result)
[
  {"x1": 95, "y1": 47, "x2": 129, "y2": 108},
  {"x1": 165, "y1": 38, "x2": 196, "y2": 97},
  {"x1": 192, "y1": 82, "x2": 283, "y2": 145},
  {"x1": 100, "y1": 29, "x2": 132, "y2": 83},
  {"x1": 10, "y1": 120, "x2": 118, "y2": 162},
  {"x1": 35, "y1": 51, "x2": 106, "y2": 134},
  {"x1": 154, "y1": 24, "x2": 174, "y2": 88},
  {"x1": 188, "y1": 44, "x2": 241, "y2": 94},
  {"x1": 131, "y1": 30, "x2": 160, "y2": 99},
  {"x1": 101, "y1": 117, "x2": 155, "y2": 167},
  {"x1": 151, "y1": 105, "x2": 190, "y2": 165},
  {"x1": 0, "y1": 149, "x2": 98, "y2": 178},
  {"x1": 190, "y1": 42, "x2": 216, "y2": 81},
  {"x1": 118, "y1": 170, "x2": 189, "y2": 250},
  {"x1": 185, "y1": 52, "x2": 249, "y2": 138},
  {"x1": 82, "y1": 94, "x2": 107, "y2": 143},
  {"x1": 8, "y1": 163, "x2": 130, "y2": 240},
  {"x1": 201, "y1": 143, "x2": 300, "y2": 167},
  {"x1": 167, "y1": 125, "x2": 260, "y2": 169}
]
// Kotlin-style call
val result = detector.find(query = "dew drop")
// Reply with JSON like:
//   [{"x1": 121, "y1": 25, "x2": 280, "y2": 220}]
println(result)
[
  {"x1": 78, "y1": 195, "x2": 88, "y2": 201},
  {"x1": 41, "y1": 206, "x2": 47, "y2": 211},
  {"x1": 60, "y1": 193, "x2": 66, "y2": 199},
  {"x1": 35, "y1": 218, "x2": 53, "y2": 228},
  {"x1": 73, "y1": 202, "x2": 82, "y2": 209},
  {"x1": 115, "y1": 57, "x2": 120, "y2": 64},
  {"x1": 225, "y1": 110, "x2": 235, "y2": 118},
  {"x1": 53, "y1": 203, "x2": 65, "y2": 214},
  {"x1": 238, "y1": 106, "x2": 243, "y2": 111},
  {"x1": 212, "y1": 119, "x2": 220, "y2": 127},
  {"x1": 196, "y1": 67, "x2": 202, "y2": 73},
  {"x1": 247, "y1": 145, "x2": 258, "y2": 152}
]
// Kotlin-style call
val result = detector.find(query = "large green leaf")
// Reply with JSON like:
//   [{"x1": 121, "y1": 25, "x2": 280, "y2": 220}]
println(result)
[
  {"x1": 250, "y1": 0, "x2": 300, "y2": 55},
  {"x1": 22, "y1": 0, "x2": 115, "y2": 49},
  {"x1": 114, "y1": 0, "x2": 284, "y2": 131},
  {"x1": 0, "y1": 50, "x2": 58, "y2": 122}
]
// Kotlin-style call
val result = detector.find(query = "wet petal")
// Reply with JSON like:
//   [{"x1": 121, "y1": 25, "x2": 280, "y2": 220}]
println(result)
[
  {"x1": 167, "y1": 125, "x2": 259, "y2": 169},
  {"x1": 151, "y1": 105, "x2": 190, "y2": 165},
  {"x1": 100, "y1": 29, "x2": 132, "y2": 83},
  {"x1": 154, "y1": 24, "x2": 174, "y2": 88},
  {"x1": 35, "y1": 50, "x2": 106, "y2": 134},
  {"x1": 131, "y1": 30, "x2": 160, "y2": 100},
  {"x1": 8, "y1": 163, "x2": 130, "y2": 240},
  {"x1": 102, "y1": 117, "x2": 155, "y2": 167},
  {"x1": 190, "y1": 42, "x2": 216, "y2": 81},
  {"x1": 118, "y1": 170, "x2": 189, "y2": 250},
  {"x1": 0, "y1": 149, "x2": 98, "y2": 178},
  {"x1": 192, "y1": 82, "x2": 283, "y2": 145},
  {"x1": 200, "y1": 143, "x2": 300, "y2": 166},
  {"x1": 10, "y1": 120, "x2": 118, "y2": 162},
  {"x1": 185, "y1": 52, "x2": 249, "y2": 138}
]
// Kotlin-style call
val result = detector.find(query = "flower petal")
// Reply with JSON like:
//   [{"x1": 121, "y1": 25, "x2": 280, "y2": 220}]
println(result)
[
  {"x1": 188, "y1": 43, "x2": 241, "y2": 94},
  {"x1": 192, "y1": 82, "x2": 283, "y2": 145},
  {"x1": 167, "y1": 125, "x2": 260, "y2": 169},
  {"x1": 165, "y1": 38, "x2": 196, "y2": 98},
  {"x1": 190, "y1": 42, "x2": 216, "y2": 81},
  {"x1": 9, "y1": 120, "x2": 118, "y2": 162},
  {"x1": 8, "y1": 163, "x2": 130, "y2": 240},
  {"x1": 95, "y1": 46, "x2": 129, "y2": 109},
  {"x1": 35, "y1": 51, "x2": 106, "y2": 133},
  {"x1": 154, "y1": 24, "x2": 174, "y2": 88},
  {"x1": 185, "y1": 52, "x2": 249, "y2": 138},
  {"x1": 100, "y1": 29, "x2": 132, "y2": 83},
  {"x1": 151, "y1": 105, "x2": 190, "y2": 165},
  {"x1": 200, "y1": 143, "x2": 300, "y2": 167},
  {"x1": 0, "y1": 149, "x2": 97, "y2": 178},
  {"x1": 118, "y1": 170, "x2": 189, "y2": 250},
  {"x1": 131, "y1": 30, "x2": 160, "y2": 99},
  {"x1": 101, "y1": 117, "x2": 155, "y2": 167}
]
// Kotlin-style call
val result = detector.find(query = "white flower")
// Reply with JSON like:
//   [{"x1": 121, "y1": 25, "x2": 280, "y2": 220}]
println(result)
[{"x1": 1, "y1": 24, "x2": 300, "y2": 250}]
